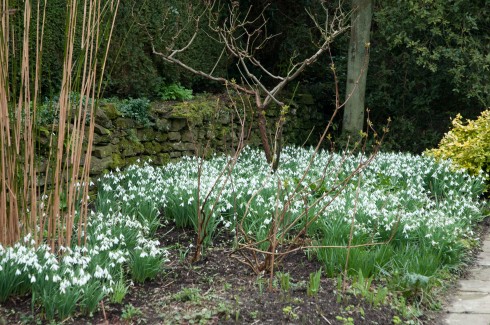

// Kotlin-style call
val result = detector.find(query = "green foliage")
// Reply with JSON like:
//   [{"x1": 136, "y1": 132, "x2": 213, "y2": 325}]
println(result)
[
  {"x1": 111, "y1": 267, "x2": 129, "y2": 304},
  {"x1": 104, "y1": 0, "x2": 226, "y2": 97},
  {"x1": 121, "y1": 304, "x2": 143, "y2": 322},
  {"x1": 172, "y1": 287, "x2": 201, "y2": 303},
  {"x1": 364, "y1": 0, "x2": 489, "y2": 152},
  {"x1": 118, "y1": 97, "x2": 152, "y2": 127},
  {"x1": 375, "y1": 0, "x2": 489, "y2": 106},
  {"x1": 307, "y1": 268, "x2": 322, "y2": 297},
  {"x1": 159, "y1": 83, "x2": 194, "y2": 101},
  {"x1": 276, "y1": 272, "x2": 291, "y2": 292},
  {"x1": 425, "y1": 110, "x2": 490, "y2": 178},
  {"x1": 129, "y1": 248, "x2": 163, "y2": 283},
  {"x1": 35, "y1": 93, "x2": 93, "y2": 126},
  {"x1": 282, "y1": 306, "x2": 299, "y2": 320}
]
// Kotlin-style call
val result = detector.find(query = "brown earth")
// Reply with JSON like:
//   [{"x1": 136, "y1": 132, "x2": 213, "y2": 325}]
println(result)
[{"x1": 0, "y1": 221, "x2": 451, "y2": 325}]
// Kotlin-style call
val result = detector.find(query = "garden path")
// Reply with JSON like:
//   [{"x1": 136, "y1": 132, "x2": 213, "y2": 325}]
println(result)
[{"x1": 444, "y1": 237, "x2": 490, "y2": 324}]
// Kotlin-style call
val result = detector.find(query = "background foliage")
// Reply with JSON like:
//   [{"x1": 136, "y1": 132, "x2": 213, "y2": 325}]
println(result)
[
  {"x1": 34, "y1": 0, "x2": 489, "y2": 153},
  {"x1": 426, "y1": 110, "x2": 490, "y2": 179}
]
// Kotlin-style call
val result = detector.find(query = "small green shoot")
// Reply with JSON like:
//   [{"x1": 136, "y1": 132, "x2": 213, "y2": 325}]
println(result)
[
  {"x1": 121, "y1": 304, "x2": 143, "y2": 322},
  {"x1": 307, "y1": 268, "x2": 322, "y2": 297}
]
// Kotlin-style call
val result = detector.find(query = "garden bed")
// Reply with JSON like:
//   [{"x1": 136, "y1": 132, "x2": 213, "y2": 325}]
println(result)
[{"x1": 1, "y1": 147, "x2": 487, "y2": 324}]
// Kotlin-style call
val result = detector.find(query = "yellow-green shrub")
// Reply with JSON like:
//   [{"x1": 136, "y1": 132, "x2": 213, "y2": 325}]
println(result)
[{"x1": 425, "y1": 110, "x2": 490, "y2": 178}]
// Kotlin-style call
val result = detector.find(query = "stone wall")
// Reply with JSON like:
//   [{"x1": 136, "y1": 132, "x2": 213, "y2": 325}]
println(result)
[{"x1": 88, "y1": 93, "x2": 327, "y2": 175}]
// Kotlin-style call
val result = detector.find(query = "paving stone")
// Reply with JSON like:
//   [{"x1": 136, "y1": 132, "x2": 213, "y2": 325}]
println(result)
[
  {"x1": 481, "y1": 240, "x2": 490, "y2": 252},
  {"x1": 477, "y1": 252, "x2": 490, "y2": 266},
  {"x1": 459, "y1": 280, "x2": 490, "y2": 293},
  {"x1": 444, "y1": 313, "x2": 490, "y2": 325},
  {"x1": 471, "y1": 267, "x2": 490, "y2": 281},
  {"x1": 447, "y1": 291, "x2": 490, "y2": 314}
]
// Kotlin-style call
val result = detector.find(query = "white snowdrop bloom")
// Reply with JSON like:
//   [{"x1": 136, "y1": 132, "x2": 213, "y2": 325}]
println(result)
[
  {"x1": 30, "y1": 275, "x2": 36, "y2": 283},
  {"x1": 94, "y1": 265, "x2": 105, "y2": 278},
  {"x1": 15, "y1": 269, "x2": 21, "y2": 276},
  {"x1": 60, "y1": 279, "x2": 70, "y2": 294}
]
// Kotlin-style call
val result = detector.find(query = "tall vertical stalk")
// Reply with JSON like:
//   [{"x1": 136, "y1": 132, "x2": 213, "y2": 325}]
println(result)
[{"x1": 0, "y1": 0, "x2": 119, "y2": 250}]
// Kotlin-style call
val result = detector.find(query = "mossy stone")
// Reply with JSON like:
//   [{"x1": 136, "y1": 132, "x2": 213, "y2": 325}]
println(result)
[
  {"x1": 100, "y1": 103, "x2": 121, "y2": 120},
  {"x1": 155, "y1": 132, "x2": 168, "y2": 142},
  {"x1": 181, "y1": 130, "x2": 195, "y2": 143},
  {"x1": 90, "y1": 156, "x2": 113, "y2": 175},
  {"x1": 170, "y1": 151, "x2": 182, "y2": 158},
  {"x1": 137, "y1": 128, "x2": 158, "y2": 142},
  {"x1": 93, "y1": 144, "x2": 115, "y2": 159},
  {"x1": 170, "y1": 119, "x2": 187, "y2": 132},
  {"x1": 168, "y1": 132, "x2": 181, "y2": 141},
  {"x1": 172, "y1": 142, "x2": 195, "y2": 152},
  {"x1": 115, "y1": 118, "x2": 137, "y2": 129},
  {"x1": 155, "y1": 153, "x2": 171, "y2": 165},
  {"x1": 93, "y1": 133, "x2": 111, "y2": 145},
  {"x1": 144, "y1": 141, "x2": 163, "y2": 154},
  {"x1": 155, "y1": 118, "x2": 171, "y2": 131},
  {"x1": 110, "y1": 153, "x2": 126, "y2": 169},
  {"x1": 95, "y1": 108, "x2": 113, "y2": 128},
  {"x1": 94, "y1": 124, "x2": 111, "y2": 136},
  {"x1": 119, "y1": 139, "x2": 144, "y2": 157}
]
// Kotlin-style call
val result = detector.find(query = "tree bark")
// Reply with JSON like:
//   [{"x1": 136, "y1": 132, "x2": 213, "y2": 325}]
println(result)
[{"x1": 342, "y1": 0, "x2": 373, "y2": 136}]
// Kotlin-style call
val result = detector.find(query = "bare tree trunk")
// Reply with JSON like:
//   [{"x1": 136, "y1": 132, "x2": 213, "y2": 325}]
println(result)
[
  {"x1": 257, "y1": 106, "x2": 273, "y2": 165},
  {"x1": 151, "y1": 2, "x2": 348, "y2": 169},
  {"x1": 342, "y1": 0, "x2": 372, "y2": 136}
]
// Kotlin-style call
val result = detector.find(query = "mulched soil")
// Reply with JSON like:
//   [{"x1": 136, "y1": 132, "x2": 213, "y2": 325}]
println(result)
[{"x1": 2, "y1": 214, "x2": 489, "y2": 325}]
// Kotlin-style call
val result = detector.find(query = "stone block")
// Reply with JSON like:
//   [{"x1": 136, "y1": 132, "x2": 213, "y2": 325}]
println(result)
[
  {"x1": 95, "y1": 108, "x2": 113, "y2": 128},
  {"x1": 110, "y1": 153, "x2": 126, "y2": 169},
  {"x1": 155, "y1": 131, "x2": 168, "y2": 142},
  {"x1": 155, "y1": 153, "x2": 170, "y2": 165},
  {"x1": 93, "y1": 133, "x2": 111, "y2": 145},
  {"x1": 160, "y1": 144, "x2": 174, "y2": 153},
  {"x1": 181, "y1": 130, "x2": 195, "y2": 143},
  {"x1": 172, "y1": 142, "x2": 195, "y2": 152},
  {"x1": 115, "y1": 118, "x2": 137, "y2": 129},
  {"x1": 93, "y1": 144, "x2": 115, "y2": 159},
  {"x1": 168, "y1": 132, "x2": 181, "y2": 141},
  {"x1": 100, "y1": 103, "x2": 121, "y2": 120},
  {"x1": 94, "y1": 124, "x2": 111, "y2": 136},
  {"x1": 144, "y1": 141, "x2": 163, "y2": 154},
  {"x1": 170, "y1": 151, "x2": 182, "y2": 158},
  {"x1": 119, "y1": 139, "x2": 144, "y2": 157},
  {"x1": 155, "y1": 118, "x2": 171, "y2": 131},
  {"x1": 90, "y1": 156, "x2": 113, "y2": 175},
  {"x1": 137, "y1": 128, "x2": 158, "y2": 142},
  {"x1": 170, "y1": 118, "x2": 187, "y2": 131}
]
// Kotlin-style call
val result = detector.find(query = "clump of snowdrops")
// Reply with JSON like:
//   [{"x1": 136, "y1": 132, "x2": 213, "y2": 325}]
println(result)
[{"x1": 0, "y1": 185, "x2": 168, "y2": 321}]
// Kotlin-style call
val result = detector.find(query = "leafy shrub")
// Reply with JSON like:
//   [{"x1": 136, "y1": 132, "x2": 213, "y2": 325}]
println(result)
[
  {"x1": 159, "y1": 83, "x2": 193, "y2": 101},
  {"x1": 425, "y1": 110, "x2": 490, "y2": 179},
  {"x1": 118, "y1": 97, "x2": 152, "y2": 126},
  {"x1": 35, "y1": 93, "x2": 93, "y2": 126}
]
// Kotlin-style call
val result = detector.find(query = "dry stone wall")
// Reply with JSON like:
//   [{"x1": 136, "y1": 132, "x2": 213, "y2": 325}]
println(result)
[{"x1": 88, "y1": 94, "x2": 326, "y2": 175}]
